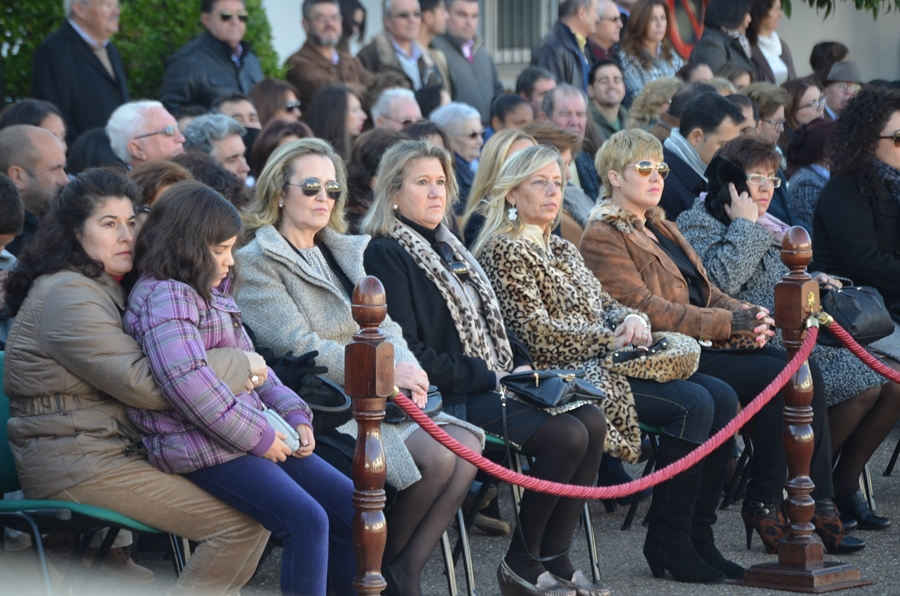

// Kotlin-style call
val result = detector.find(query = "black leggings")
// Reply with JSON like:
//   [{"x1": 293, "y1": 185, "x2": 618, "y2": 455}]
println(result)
[{"x1": 698, "y1": 347, "x2": 833, "y2": 503}]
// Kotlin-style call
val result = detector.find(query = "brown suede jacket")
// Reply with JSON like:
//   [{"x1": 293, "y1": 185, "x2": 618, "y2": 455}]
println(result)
[{"x1": 579, "y1": 199, "x2": 745, "y2": 343}]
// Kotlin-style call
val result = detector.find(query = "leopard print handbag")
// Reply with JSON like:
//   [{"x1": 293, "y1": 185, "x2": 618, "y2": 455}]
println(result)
[{"x1": 603, "y1": 332, "x2": 701, "y2": 383}]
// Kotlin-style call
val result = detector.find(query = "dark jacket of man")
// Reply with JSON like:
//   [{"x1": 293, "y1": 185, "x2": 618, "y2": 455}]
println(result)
[
  {"x1": 6, "y1": 212, "x2": 40, "y2": 258},
  {"x1": 532, "y1": 21, "x2": 591, "y2": 92},
  {"x1": 357, "y1": 31, "x2": 445, "y2": 91},
  {"x1": 31, "y1": 21, "x2": 129, "y2": 143},
  {"x1": 431, "y1": 33, "x2": 503, "y2": 125},
  {"x1": 590, "y1": 101, "x2": 628, "y2": 143},
  {"x1": 575, "y1": 149, "x2": 600, "y2": 202},
  {"x1": 286, "y1": 41, "x2": 374, "y2": 110},
  {"x1": 659, "y1": 146, "x2": 706, "y2": 220},
  {"x1": 160, "y1": 31, "x2": 264, "y2": 113}
]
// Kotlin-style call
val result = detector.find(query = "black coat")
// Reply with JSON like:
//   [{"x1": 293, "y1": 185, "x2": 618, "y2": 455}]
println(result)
[
  {"x1": 363, "y1": 236, "x2": 532, "y2": 410},
  {"x1": 575, "y1": 149, "x2": 600, "y2": 202},
  {"x1": 688, "y1": 28, "x2": 753, "y2": 74},
  {"x1": 31, "y1": 22, "x2": 129, "y2": 144},
  {"x1": 159, "y1": 32, "x2": 264, "y2": 113},
  {"x1": 532, "y1": 21, "x2": 591, "y2": 91},
  {"x1": 813, "y1": 173, "x2": 900, "y2": 307},
  {"x1": 659, "y1": 146, "x2": 706, "y2": 220}
]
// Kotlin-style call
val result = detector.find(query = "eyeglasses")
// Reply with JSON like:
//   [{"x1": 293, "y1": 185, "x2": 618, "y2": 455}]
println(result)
[
  {"x1": 832, "y1": 82, "x2": 862, "y2": 93},
  {"x1": 598, "y1": 14, "x2": 621, "y2": 22},
  {"x1": 134, "y1": 124, "x2": 179, "y2": 140},
  {"x1": 219, "y1": 11, "x2": 249, "y2": 22},
  {"x1": 392, "y1": 10, "x2": 422, "y2": 19},
  {"x1": 798, "y1": 95, "x2": 826, "y2": 110},
  {"x1": 761, "y1": 118, "x2": 785, "y2": 130},
  {"x1": 433, "y1": 242, "x2": 470, "y2": 284},
  {"x1": 384, "y1": 116, "x2": 427, "y2": 128},
  {"x1": 746, "y1": 174, "x2": 782, "y2": 188},
  {"x1": 626, "y1": 161, "x2": 669, "y2": 179},
  {"x1": 459, "y1": 130, "x2": 485, "y2": 140},
  {"x1": 286, "y1": 178, "x2": 343, "y2": 200},
  {"x1": 879, "y1": 130, "x2": 900, "y2": 147},
  {"x1": 284, "y1": 101, "x2": 302, "y2": 113},
  {"x1": 310, "y1": 14, "x2": 342, "y2": 25}
]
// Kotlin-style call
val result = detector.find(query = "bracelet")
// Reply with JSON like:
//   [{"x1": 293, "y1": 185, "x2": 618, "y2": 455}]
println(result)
[{"x1": 623, "y1": 314, "x2": 649, "y2": 329}]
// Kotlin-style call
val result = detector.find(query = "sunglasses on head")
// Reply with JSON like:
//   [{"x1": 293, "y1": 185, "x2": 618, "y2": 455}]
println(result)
[
  {"x1": 219, "y1": 11, "x2": 249, "y2": 22},
  {"x1": 134, "y1": 124, "x2": 179, "y2": 140},
  {"x1": 286, "y1": 178, "x2": 342, "y2": 200},
  {"x1": 433, "y1": 242, "x2": 470, "y2": 284},
  {"x1": 284, "y1": 101, "x2": 301, "y2": 113},
  {"x1": 626, "y1": 161, "x2": 669, "y2": 179},
  {"x1": 880, "y1": 130, "x2": 900, "y2": 147}
]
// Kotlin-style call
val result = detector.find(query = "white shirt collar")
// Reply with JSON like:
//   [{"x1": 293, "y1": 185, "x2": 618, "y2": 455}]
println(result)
[{"x1": 68, "y1": 19, "x2": 109, "y2": 48}]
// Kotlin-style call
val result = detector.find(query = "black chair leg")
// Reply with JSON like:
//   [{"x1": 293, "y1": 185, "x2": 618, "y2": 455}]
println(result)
[
  {"x1": 74, "y1": 527, "x2": 118, "y2": 596},
  {"x1": 884, "y1": 436, "x2": 900, "y2": 476}
]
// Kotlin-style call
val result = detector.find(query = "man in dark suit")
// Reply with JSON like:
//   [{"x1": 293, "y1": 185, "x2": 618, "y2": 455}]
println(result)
[{"x1": 31, "y1": 0, "x2": 129, "y2": 145}]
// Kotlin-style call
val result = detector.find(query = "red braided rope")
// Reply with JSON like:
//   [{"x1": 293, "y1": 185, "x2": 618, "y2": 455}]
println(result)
[
  {"x1": 821, "y1": 320, "x2": 900, "y2": 384},
  {"x1": 392, "y1": 327, "x2": 819, "y2": 499}
]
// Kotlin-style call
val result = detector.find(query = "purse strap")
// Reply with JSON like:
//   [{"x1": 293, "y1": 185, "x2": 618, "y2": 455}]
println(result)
[{"x1": 498, "y1": 387, "x2": 582, "y2": 564}]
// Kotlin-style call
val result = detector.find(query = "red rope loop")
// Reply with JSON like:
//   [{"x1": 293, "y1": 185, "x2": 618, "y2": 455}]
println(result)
[
  {"x1": 820, "y1": 319, "x2": 900, "y2": 384},
  {"x1": 391, "y1": 327, "x2": 819, "y2": 499}
]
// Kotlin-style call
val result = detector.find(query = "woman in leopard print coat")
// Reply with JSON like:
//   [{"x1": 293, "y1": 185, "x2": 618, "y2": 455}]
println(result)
[{"x1": 474, "y1": 144, "x2": 743, "y2": 585}]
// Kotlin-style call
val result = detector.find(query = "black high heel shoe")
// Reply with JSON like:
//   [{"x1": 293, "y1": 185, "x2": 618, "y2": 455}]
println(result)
[
  {"x1": 811, "y1": 500, "x2": 866, "y2": 554},
  {"x1": 835, "y1": 490, "x2": 891, "y2": 531},
  {"x1": 741, "y1": 501, "x2": 786, "y2": 554}
]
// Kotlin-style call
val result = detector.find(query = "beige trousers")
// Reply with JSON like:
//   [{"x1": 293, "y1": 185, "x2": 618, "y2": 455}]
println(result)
[{"x1": 50, "y1": 458, "x2": 270, "y2": 596}]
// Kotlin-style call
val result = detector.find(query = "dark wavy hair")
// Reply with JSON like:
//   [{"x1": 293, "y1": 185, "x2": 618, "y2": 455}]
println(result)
[
  {"x1": 620, "y1": 0, "x2": 675, "y2": 70},
  {"x1": 0, "y1": 99, "x2": 64, "y2": 133},
  {"x1": 135, "y1": 181, "x2": 242, "y2": 302},
  {"x1": 3, "y1": 169, "x2": 140, "y2": 317},
  {"x1": 810, "y1": 42, "x2": 849, "y2": 85},
  {"x1": 786, "y1": 118, "x2": 832, "y2": 175},
  {"x1": 827, "y1": 86, "x2": 900, "y2": 199}
]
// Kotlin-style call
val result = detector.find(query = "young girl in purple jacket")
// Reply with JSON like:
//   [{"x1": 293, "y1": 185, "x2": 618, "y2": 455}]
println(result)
[{"x1": 124, "y1": 181, "x2": 355, "y2": 596}]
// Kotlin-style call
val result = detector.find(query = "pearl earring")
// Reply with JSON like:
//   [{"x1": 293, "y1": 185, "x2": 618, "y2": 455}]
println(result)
[
  {"x1": 392, "y1": 204, "x2": 399, "y2": 211},
  {"x1": 278, "y1": 202, "x2": 283, "y2": 208},
  {"x1": 507, "y1": 206, "x2": 518, "y2": 222}
]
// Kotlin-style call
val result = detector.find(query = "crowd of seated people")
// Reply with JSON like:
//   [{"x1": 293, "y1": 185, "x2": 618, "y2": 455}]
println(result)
[{"x1": 3, "y1": 0, "x2": 900, "y2": 594}]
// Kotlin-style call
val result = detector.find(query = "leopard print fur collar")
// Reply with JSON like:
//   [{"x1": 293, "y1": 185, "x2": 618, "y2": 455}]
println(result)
[{"x1": 587, "y1": 199, "x2": 667, "y2": 234}]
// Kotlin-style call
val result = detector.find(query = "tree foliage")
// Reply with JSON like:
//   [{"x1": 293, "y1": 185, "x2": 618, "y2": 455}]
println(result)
[
  {"x1": 782, "y1": 0, "x2": 899, "y2": 19},
  {"x1": 1, "y1": 0, "x2": 282, "y2": 106}
]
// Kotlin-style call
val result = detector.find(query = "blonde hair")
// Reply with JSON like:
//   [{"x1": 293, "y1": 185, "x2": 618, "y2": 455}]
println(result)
[
  {"x1": 470, "y1": 145, "x2": 565, "y2": 257},
  {"x1": 360, "y1": 140, "x2": 459, "y2": 238},
  {"x1": 594, "y1": 129, "x2": 663, "y2": 198},
  {"x1": 243, "y1": 138, "x2": 348, "y2": 238},
  {"x1": 625, "y1": 77, "x2": 683, "y2": 130},
  {"x1": 708, "y1": 77, "x2": 737, "y2": 95},
  {"x1": 459, "y1": 129, "x2": 536, "y2": 233}
]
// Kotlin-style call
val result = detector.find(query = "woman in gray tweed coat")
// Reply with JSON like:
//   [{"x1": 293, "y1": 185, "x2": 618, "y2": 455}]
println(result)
[
  {"x1": 677, "y1": 135, "x2": 900, "y2": 530},
  {"x1": 236, "y1": 139, "x2": 484, "y2": 596}
]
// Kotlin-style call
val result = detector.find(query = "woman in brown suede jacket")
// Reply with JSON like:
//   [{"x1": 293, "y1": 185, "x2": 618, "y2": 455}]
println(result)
[{"x1": 579, "y1": 129, "x2": 863, "y2": 556}]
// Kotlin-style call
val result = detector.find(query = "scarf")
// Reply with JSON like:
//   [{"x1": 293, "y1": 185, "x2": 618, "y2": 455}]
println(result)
[
  {"x1": 391, "y1": 220, "x2": 514, "y2": 371},
  {"x1": 874, "y1": 160, "x2": 900, "y2": 205},
  {"x1": 722, "y1": 27, "x2": 752, "y2": 59},
  {"x1": 665, "y1": 129, "x2": 708, "y2": 180},
  {"x1": 757, "y1": 212, "x2": 791, "y2": 244}
]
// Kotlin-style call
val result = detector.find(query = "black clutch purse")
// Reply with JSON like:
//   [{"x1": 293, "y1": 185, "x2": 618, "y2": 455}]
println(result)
[
  {"x1": 818, "y1": 282, "x2": 894, "y2": 347},
  {"x1": 499, "y1": 370, "x2": 592, "y2": 409},
  {"x1": 385, "y1": 385, "x2": 443, "y2": 424}
]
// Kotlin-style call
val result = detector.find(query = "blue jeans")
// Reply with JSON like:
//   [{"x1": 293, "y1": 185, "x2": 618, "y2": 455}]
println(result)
[{"x1": 184, "y1": 453, "x2": 356, "y2": 596}]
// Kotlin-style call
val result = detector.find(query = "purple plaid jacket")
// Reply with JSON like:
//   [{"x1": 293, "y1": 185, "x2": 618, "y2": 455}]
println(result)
[{"x1": 124, "y1": 276, "x2": 312, "y2": 474}]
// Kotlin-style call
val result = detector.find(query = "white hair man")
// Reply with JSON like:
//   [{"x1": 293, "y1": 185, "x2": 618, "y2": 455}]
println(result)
[
  {"x1": 31, "y1": 0, "x2": 129, "y2": 144},
  {"x1": 107, "y1": 101, "x2": 186, "y2": 167},
  {"x1": 183, "y1": 114, "x2": 251, "y2": 183},
  {"x1": 371, "y1": 88, "x2": 425, "y2": 131}
]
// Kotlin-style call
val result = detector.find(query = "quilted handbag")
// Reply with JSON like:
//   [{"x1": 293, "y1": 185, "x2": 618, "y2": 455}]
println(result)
[{"x1": 604, "y1": 332, "x2": 701, "y2": 382}]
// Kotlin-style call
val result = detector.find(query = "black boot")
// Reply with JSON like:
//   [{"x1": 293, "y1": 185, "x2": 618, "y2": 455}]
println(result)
[
  {"x1": 643, "y1": 435, "x2": 726, "y2": 584},
  {"x1": 690, "y1": 436, "x2": 744, "y2": 579}
]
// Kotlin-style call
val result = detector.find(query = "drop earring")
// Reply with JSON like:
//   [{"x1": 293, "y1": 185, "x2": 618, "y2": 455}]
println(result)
[{"x1": 507, "y1": 206, "x2": 518, "y2": 222}]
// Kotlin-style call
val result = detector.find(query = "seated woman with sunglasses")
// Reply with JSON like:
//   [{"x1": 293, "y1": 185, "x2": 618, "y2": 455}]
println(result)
[
  {"x1": 580, "y1": 129, "x2": 865, "y2": 556},
  {"x1": 236, "y1": 139, "x2": 483, "y2": 596},
  {"x1": 678, "y1": 135, "x2": 900, "y2": 531},
  {"x1": 473, "y1": 145, "x2": 741, "y2": 584},
  {"x1": 362, "y1": 140, "x2": 609, "y2": 596}
]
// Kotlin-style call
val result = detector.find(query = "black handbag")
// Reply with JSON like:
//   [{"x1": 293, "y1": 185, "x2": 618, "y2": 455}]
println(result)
[
  {"x1": 304, "y1": 377, "x2": 353, "y2": 433},
  {"x1": 818, "y1": 282, "x2": 894, "y2": 347},
  {"x1": 499, "y1": 369, "x2": 601, "y2": 409},
  {"x1": 385, "y1": 385, "x2": 443, "y2": 424}
]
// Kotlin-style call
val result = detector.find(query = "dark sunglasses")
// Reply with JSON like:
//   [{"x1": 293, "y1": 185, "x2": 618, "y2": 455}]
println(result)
[
  {"x1": 284, "y1": 101, "x2": 302, "y2": 113},
  {"x1": 880, "y1": 130, "x2": 900, "y2": 147},
  {"x1": 392, "y1": 10, "x2": 422, "y2": 19},
  {"x1": 461, "y1": 130, "x2": 485, "y2": 140},
  {"x1": 433, "y1": 242, "x2": 470, "y2": 284},
  {"x1": 219, "y1": 11, "x2": 249, "y2": 22},
  {"x1": 626, "y1": 161, "x2": 670, "y2": 179},
  {"x1": 286, "y1": 178, "x2": 342, "y2": 200},
  {"x1": 134, "y1": 124, "x2": 179, "y2": 140}
]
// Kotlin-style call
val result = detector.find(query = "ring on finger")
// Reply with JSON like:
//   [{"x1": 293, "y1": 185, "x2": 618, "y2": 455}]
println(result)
[{"x1": 251, "y1": 375, "x2": 259, "y2": 384}]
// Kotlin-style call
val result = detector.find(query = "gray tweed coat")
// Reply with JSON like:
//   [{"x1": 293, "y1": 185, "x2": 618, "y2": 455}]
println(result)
[
  {"x1": 677, "y1": 200, "x2": 885, "y2": 406},
  {"x1": 787, "y1": 167, "x2": 828, "y2": 234}
]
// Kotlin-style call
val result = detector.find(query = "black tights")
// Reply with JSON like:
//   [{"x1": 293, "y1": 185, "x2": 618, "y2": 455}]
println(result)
[
  {"x1": 504, "y1": 405, "x2": 607, "y2": 583},
  {"x1": 384, "y1": 426, "x2": 480, "y2": 596}
]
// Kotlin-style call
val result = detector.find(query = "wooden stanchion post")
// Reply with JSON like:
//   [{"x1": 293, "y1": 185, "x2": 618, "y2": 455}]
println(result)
[
  {"x1": 741, "y1": 227, "x2": 870, "y2": 592},
  {"x1": 346, "y1": 276, "x2": 393, "y2": 595}
]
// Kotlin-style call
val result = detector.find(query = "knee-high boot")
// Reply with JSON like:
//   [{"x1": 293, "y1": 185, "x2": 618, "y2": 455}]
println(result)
[
  {"x1": 690, "y1": 436, "x2": 744, "y2": 579},
  {"x1": 643, "y1": 435, "x2": 726, "y2": 584}
]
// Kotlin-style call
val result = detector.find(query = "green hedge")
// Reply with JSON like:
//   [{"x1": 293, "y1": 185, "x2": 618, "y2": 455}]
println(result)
[{"x1": 1, "y1": 0, "x2": 283, "y2": 106}]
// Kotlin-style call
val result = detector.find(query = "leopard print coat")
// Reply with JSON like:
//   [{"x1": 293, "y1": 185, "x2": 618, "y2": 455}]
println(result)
[{"x1": 478, "y1": 231, "x2": 645, "y2": 463}]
